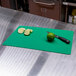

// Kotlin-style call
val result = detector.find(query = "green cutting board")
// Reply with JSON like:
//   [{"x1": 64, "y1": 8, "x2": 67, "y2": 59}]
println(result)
[{"x1": 3, "y1": 26, "x2": 74, "y2": 54}]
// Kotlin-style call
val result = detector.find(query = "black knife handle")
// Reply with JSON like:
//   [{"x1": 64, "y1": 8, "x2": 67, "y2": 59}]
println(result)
[{"x1": 58, "y1": 36, "x2": 70, "y2": 44}]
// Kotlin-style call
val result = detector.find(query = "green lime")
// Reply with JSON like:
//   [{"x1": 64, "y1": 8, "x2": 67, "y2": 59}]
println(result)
[{"x1": 47, "y1": 33, "x2": 55, "y2": 41}]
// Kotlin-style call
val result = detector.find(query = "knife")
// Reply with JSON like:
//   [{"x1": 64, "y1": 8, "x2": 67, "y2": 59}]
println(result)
[{"x1": 47, "y1": 32, "x2": 70, "y2": 44}]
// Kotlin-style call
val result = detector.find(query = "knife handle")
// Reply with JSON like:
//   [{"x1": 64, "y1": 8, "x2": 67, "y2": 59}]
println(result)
[{"x1": 58, "y1": 36, "x2": 70, "y2": 44}]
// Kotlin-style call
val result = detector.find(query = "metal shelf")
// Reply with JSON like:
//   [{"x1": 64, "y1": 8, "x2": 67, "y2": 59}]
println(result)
[
  {"x1": 63, "y1": 2, "x2": 76, "y2": 7},
  {"x1": 63, "y1": 2, "x2": 76, "y2": 23}
]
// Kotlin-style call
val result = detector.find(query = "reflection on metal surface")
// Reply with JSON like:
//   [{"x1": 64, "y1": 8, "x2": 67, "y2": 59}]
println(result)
[{"x1": 27, "y1": 52, "x2": 49, "y2": 76}]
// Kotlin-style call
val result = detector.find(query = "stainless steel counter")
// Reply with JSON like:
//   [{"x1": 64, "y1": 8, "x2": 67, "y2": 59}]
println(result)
[{"x1": 0, "y1": 7, "x2": 76, "y2": 76}]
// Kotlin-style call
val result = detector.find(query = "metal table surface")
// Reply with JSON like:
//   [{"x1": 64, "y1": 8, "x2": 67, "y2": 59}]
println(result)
[{"x1": 0, "y1": 7, "x2": 76, "y2": 76}]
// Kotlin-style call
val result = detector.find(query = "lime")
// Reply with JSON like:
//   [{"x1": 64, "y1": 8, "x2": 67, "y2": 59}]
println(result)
[
  {"x1": 47, "y1": 33, "x2": 55, "y2": 41},
  {"x1": 24, "y1": 29, "x2": 31, "y2": 36},
  {"x1": 24, "y1": 29, "x2": 33, "y2": 36},
  {"x1": 18, "y1": 28, "x2": 25, "y2": 34},
  {"x1": 30, "y1": 29, "x2": 33, "y2": 33}
]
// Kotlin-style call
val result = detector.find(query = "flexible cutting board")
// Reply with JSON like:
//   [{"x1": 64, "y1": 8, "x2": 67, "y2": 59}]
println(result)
[{"x1": 3, "y1": 26, "x2": 74, "y2": 54}]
